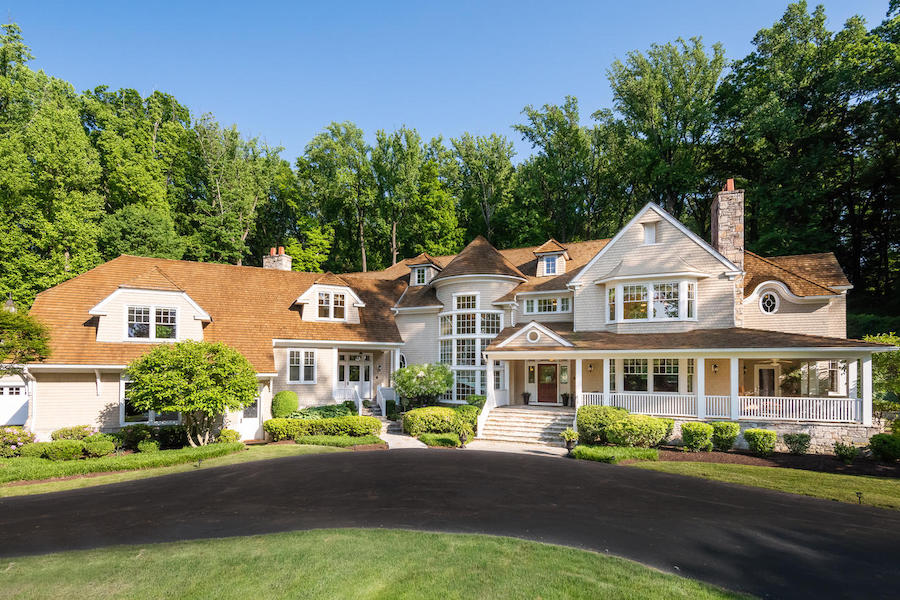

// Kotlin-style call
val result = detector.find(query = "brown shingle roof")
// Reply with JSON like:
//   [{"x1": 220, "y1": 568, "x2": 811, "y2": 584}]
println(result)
[
  {"x1": 29, "y1": 256, "x2": 404, "y2": 372},
  {"x1": 407, "y1": 252, "x2": 441, "y2": 269},
  {"x1": 394, "y1": 284, "x2": 443, "y2": 309},
  {"x1": 533, "y1": 238, "x2": 567, "y2": 254},
  {"x1": 314, "y1": 272, "x2": 352, "y2": 287},
  {"x1": 744, "y1": 252, "x2": 838, "y2": 297},
  {"x1": 119, "y1": 266, "x2": 184, "y2": 292},
  {"x1": 431, "y1": 235, "x2": 526, "y2": 282},
  {"x1": 487, "y1": 321, "x2": 886, "y2": 352},
  {"x1": 765, "y1": 253, "x2": 850, "y2": 289}
]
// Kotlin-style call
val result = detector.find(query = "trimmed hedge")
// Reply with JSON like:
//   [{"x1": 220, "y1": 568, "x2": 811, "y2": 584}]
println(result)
[
  {"x1": 571, "y1": 445, "x2": 658, "y2": 464},
  {"x1": 418, "y1": 432, "x2": 461, "y2": 448},
  {"x1": 83, "y1": 439, "x2": 116, "y2": 458},
  {"x1": 743, "y1": 428, "x2": 777, "y2": 457},
  {"x1": 264, "y1": 416, "x2": 381, "y2": 441},
  {"x1": 605, "y1": 414, "x2": 669, "y2": 448},
  {"x1": 681, "y1": 422, "x2": 713, "y2": 452},
  {"x1": 660, "y1": 418, "x2": 675, "y2": 443},
  {"x1": 271, "y1": 391, "x2": 299, "y2": 418},
  {"x1": 42, "y1": 440, "x2": 85, "y2": 461},
  {"x1": 869, "y1": 433, "x2": 900, "y2": 462},
  {"x1": 467, "y1": 395, "x2": 486, "y2": 410},
  {"x1": 137, "y1": 440, "x2": 160, "y2": 453},
  {"x1": 575, "y1": 406, "x2": 629, "y2": 445},
  {"x1": 50, "y1": 425, "x2": 93, "y2": 441},
  {"x1": 784, "y1": 433, "x2": 811, "y2": 455},
  {"x1": 288, "y1": 403, "x2": 355, "y2": 420},
  {"x1": 293, "y1": 434, "x2": 385, "y2": 448},
  {"x1": 711, "y1": 422, "x2": 740, "y2": 452},
  {"x1": 18, "y1": 442, "x2": 51, "y2": 459},
  {"x1": 402, "y1": 405, "x2": 479, "y2": 437}
]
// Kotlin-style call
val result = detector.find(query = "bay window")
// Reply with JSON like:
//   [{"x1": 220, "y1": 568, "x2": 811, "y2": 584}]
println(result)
[
  {"x1": 606, "y1": 280, "x2": 699, "y2": 322},
  {"x1": 438, "y1": 296, "x2": 504, "y2": 402},
  {"x1": 652, "y1": 283, "x2": 679, "y2": 319}
]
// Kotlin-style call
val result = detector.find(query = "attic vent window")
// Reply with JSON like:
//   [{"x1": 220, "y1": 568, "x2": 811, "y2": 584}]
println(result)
[{"x1": 643, "y1": 222, "x2": 657, "y2": 245}]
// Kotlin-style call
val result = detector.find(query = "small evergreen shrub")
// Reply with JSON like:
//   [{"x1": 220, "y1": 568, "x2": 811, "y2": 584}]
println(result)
[
  {"x1": 116, "y1": 424, "x2": 155, "y2": 450},
  {"x1": 83, "y1": 439, "x2": 116, "y2": 458},
  {"x1": 833, "y1": 442, "x2": 858, "y2": 464},
  {"x1": 418, "y1": 432, "x2": 461, "y2": 447},
  {"x1": 271, "y1": 391, "x2": 298, "y2": 418},
  {"x1": 263, "y1": 416, "x2": 381, "y2": 441},
  {"x1": 157, "y1": 425, "x2": 188, "y2": 449},
  {"x1": 605, "y1": 414, "x2": 669, "y2": 448},
  {"x1": 217, "y1": 429, "x2": 241, "y2": 444},
  {"x1": 402, "y1": 406, "x2": 458, "y2": 436},
  {"x1": 288, "y1": 404, "x2": 355, "y2": 420},
  {"x1": 385, "y1": 399, "x2": 398, "y2": 421},
  {"x1": 711, "y1": 422, "x2": 740, "y2": 452},
  {"x1": 869, "y1": 433, "x2": 900, "y2": 462},
  {"x1": 743, "y1": 428, "x2": 777, "y2": 457},
  {"x1": 18, "y1": 442, "x2": 50, "y2": 458},
  {"x1": 467, "y1": 395, "x2": 486, "y2": 410},
  {"x1": 681, "y1": 422, "x2": 714, "y2": 452},
  {"x1": 570, "y1": 445, "x2": 658, "y2": 464},
  {"x1": 43, "y1": 440, "x2": 85, "y2": 461},
  {"x1": 85, "y1": 433, "x2": 116, "y2": 444},
  {"x1": 575, "y1": 406, "x2": 629, "y2": 445},
  {"x1": 1, "y1": 426, "x2": 36, "y2": 457},
  {"x1": 783, "y1": 433, "x2": 811, "y2": 455},
  {"x1": 660, "y1": 418, "x2": 675, "y2": 443},
  {"x1": 50, "y1": 425, "x2": 93, "y2": 441},
  {"x1": 137, "y1": 440, "x2": 160, "y2": 453}
]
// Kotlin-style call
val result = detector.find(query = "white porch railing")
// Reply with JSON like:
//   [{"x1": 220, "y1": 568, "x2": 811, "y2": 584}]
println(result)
[
  {"x1": 476, "y1": 391, "x2": 498, "y2": 438},
  {"x1": 739, "y1": 396, "x2": 861, "y2": 423},
  {"x1": 706, "y1": 395, "x2": 731, "y2": 418},
  {"x1": 581, "y1": 392, "x2": 604, "y2": 406},
  {"x1": 610, "y1": 393, "x2": 697, "y2": 417},
  {"x1": 334, "y1": 387, "x2": 363, "y2": 415}
]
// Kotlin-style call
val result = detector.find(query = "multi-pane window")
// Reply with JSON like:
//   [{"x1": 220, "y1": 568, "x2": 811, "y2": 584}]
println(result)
[
  {"x1": 493, "y1": 360, "x2": 504, "y2": 390},
  {"x1": 538, "y1": 298, "x2": 557, "y2": 313},
  {"x1": 155, "y1": 308, "x2": 177, "y2": 339},
  {"x1": 525, "y1": 299, "x2": 534, "y2": 313},
  {"x1": 127, "y1": 307, "x2": 151, "y2": 338},
  {"x1": 622, "y1": 285, "x2": 649, "y2": 319},
  {"x1": 525, "y1": 296, "x2": 572, "y2": 314},
  {"x1": 543, "y1": 255, "x2": 557, "y2": 275},
  {"x1": 128, "y1": 306, "x2": 176, "y2": 340},
  {"x1": 317, "y1": 291, "x2": 346, "y2": 320},
  {"x1": 560, "y1": 297, "x2": 570, "y2": 312},
  {"x1": 455, "y1": 370, "x2": 477, "y2": 401},
  {"x1": 455, "y1": 295, "x2": 477, "y2": 310},
  {"x1": 687, "y1": 283, "x2": 696, "y2": 319},
  {"x1": 457, "y1": 313, "x2": 476, "y2": 335},
  {"x1": 623, "y1": 359, "x2": 648, "y2": 391},
  {"x1": 456, "y1": 339, "x2": 476, "y2": 365},
  {"x1": 414, "y1": 267, "x2": 427, "y2": 285},
  {"x1": 289, "y1": 350, "x2": 317, "y2": 383},
  {"x1": 687, "y1": 359, "x2": 695, "y2": 393},
  {"x1": 481, "y1": 313, "x2": 500, "y2": 334},
  {"x1": 333, "y1": 294, "x2": 345, "y2": 319},
  {"x1": 122, "y1": 381, "x2": 177, "y2": 424},
  {"x1": 318, "y1": 292, "x2": 330, "y2": 318},
  {"x1": 608, "y1": 288, "x2": 616, "y2": 321},
  {"x1": 440, "y1": 315, "x2": 452, "y2": 336},
  {"x1": 653, "y1": 359, "x2": 679, "y2": 392},
  {"x1": 652, "y1": 283, "x2": 679, "y2": 319},
  {"x1": 440, "y1": 340, "x2": 452, "y2": 364}
]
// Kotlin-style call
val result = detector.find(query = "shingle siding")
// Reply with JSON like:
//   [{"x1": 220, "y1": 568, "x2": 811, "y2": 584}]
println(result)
[{"x1": 744, "y1": 293, "x2": 846, "y2": 338}]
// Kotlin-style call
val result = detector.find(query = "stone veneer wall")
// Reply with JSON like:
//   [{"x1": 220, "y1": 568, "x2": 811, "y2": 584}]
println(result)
[{"x1": 668, "y1": 418, "x2": 885, "y2": 455}]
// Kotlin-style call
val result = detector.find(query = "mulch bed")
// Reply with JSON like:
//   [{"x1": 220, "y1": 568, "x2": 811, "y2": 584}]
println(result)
[{"x1": 657, "y1": 447, "x2": 900, "y2": 478}]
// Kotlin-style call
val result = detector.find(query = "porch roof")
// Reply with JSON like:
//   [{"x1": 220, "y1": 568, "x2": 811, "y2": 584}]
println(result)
[{"x1": 485, "y1": 321, "x2": 890, "y2": 353}]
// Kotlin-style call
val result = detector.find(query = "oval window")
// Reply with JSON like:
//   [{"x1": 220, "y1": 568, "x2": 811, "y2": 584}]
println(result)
[{"x1": 760, "y1": 292, "x2": 779, "y2": 314}]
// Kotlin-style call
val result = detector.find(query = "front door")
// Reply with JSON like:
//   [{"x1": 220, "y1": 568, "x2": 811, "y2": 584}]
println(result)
[
  {"x1": 758, "y1": 368, "x2": 776, "y2": 397},
  {"x1": 537, "y1": 364, "x2": 558, "y2": 403},
  {"x1": 338, "y1": 353, "x2": 372, "y2": 400}
]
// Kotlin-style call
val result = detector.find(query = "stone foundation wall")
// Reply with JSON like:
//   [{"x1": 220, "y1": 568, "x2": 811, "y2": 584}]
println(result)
[{"x1": 669, "y1": 418, "x2": 886, "y2": 455}]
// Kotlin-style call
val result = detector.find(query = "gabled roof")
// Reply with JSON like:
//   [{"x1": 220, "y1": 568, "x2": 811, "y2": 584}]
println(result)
[
  {"x1": 431, "y1": 235, "x2": 527, "y2": 282},
  {"x1": 314, "y1": 272, "x2": 352, "y2": 287},
  {"x1": 119, "y1": 266, "x2": 184, "y2": 292},
  {"x1": 393, "y1": 284, "x2": 443, "y2": 310},
  {"x1": 743, "y1": 252, "x2": 839, "y2": 297},
  {"x1": 533, "y1": 238, "x2": 568, "y2": 255},
  {"x1": 407, "y1": 252, "x2": 442, "y2": 270}
]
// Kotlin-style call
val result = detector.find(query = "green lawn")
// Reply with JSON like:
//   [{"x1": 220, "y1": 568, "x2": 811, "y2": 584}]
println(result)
[
  {"x1": 633, "y1": 461, "x2": 900, "y2": 510},
  {"x1": 572, "y1": 445, "x2": 659, "y2": 463},
  {"x1": 0, "y1": 529, "x2": 746, "y2": 600},
  {"x1": 0, "y1": 444, "x2": 345, "y2": 498}
]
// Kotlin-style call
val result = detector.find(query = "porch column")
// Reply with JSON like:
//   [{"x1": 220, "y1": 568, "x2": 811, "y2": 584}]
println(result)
[
  {"x1": 332, "y1": 347, "x2": 339, "y2": 399},
  {"x1": 861, "y1": 355, "x2": 872, "y2": 426},
  {"x1": 729, "y1": 357, "x2": 740, "y2": 420},
  {"x1": 601, "y1": 357, "x2": 610, "y2": 406},
  {"x1": 503, "y1": 361, "x2": 511, "y2": 405},
  {"x1": 574, "y1": 359, "x2": 583, "y2": 410},
  {"x1": 677, "y1": 358, "x2": 687, "y2": 395},
  {"x1": 615, "y1": 358, "x2": 624, "y2": 393},
  {"x1": 696, "y1": 358, "x2": 706, "y2": 419},
  {"x1": 848, "y1": 358, "x2": 858, "y2": 399}
]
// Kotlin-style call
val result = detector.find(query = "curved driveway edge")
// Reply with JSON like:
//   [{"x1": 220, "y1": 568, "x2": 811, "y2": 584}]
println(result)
[{"x1": 1, "y1": 449, "x2": 897, "y2": 599}]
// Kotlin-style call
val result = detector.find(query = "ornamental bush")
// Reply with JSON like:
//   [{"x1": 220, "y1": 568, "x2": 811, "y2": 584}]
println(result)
[
  {"x1": 50, "y1": 425, "x2": 93, "y2": 441},
  {"x1": 115, "y1": 424, "x2": 155, "y2": 450},
  {"x1": 85, "y1": 433, "x2": 116, "y2": 444},
  {"x1": 83, "y1": 439, "x2": 116, "y2": 458},
  {"x1": 271, "y1": 391, "x2": 299, "y2": 418},
  {"x1": 402, "y1": 406, "x2": 457, "y2": 436},
  {"x1": 784, "y1": 433, "x2": 811, "y2": 455},
  {"x1": 217, "y1": 429, "x2": 241, "y2": 444},
  {"x1": 605, "y1": 414, "x2": 669, "y2": 448},
  {"x1": 392, "y1": 363, "x2": 454, "y2": 408},
  {"x1": 833, "y1": 442, "x2": 859, "y2": 464},
  {"x1": 467, "y1": 395, "x2": 486, "y2": 410},
  {"x1": 681, "y1": 422, "x2": 714, "y2": 452},
  {"x1": 137, "y1": 440, "x2": 160, "y2": 453},
  {"x1": 288, "y1": 403, "x2": 354, "y2": 420},
  {"x1": 869, "y1": 433, "x2": 900, "y2": 462},
  {"x1": 743, "y1": 428, "x2": 777, "y2": 457},
  {"x1": 263, "y1": 416, "x2": 381, "y2": 441},
  {"x1": 18, "y1": 442, "x2": 49, "y2": 458},
  {"x1": 660, "y1": 418, "x2": 675, "y2": 443},
  {"x1": 453, "y1": 405, "x2": 480, "y2": 432},
  {"x1": 43, "y1": 440, "x2": 85, "y2": 461},
  {"x1": 711, "y1": 422, "x2": 740, "y2": 452},
  {"x1": 575, "y1": 406, "x2": 629, "y2": 445},
  {"x1": 0, "y1": 426, "x2": 36, "y2": 457}
]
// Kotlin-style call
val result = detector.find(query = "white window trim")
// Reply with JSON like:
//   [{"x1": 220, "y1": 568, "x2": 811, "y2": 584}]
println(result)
[
  {"x1": 124, "y1": 305, "x2": 180, "y2": 342},
  {"x1": 642, "y1": 221, "x2": 658, "y2": 245},
  {"x1": 523, "y1": 295, "x2": 573, "y2": 315},
  {"x1": 287, "y1": 348, "x2": 318, "y2": 384},
  {"x1": 452, "y1": 291, "x2": 480, "y2": 310},
  {"x1": 543, "y1": 255, "x2": 557, "y2": 276},
  {"x1": 605, "y1": 280, "x2": 699, "y2": 324},
  {"x1": 119, "y1": 377, "x2": 180, "y2": 427},
  {"x1": 413, "y1": 267, "x2": 428, "y2": 286},
  {"x1": 316, "y1": 290, "x2": 348, "y2": 322}
]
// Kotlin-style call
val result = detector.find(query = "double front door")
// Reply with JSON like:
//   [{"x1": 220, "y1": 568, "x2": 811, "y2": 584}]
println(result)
[{"x1": 338, "y1": 353, "x2": 372, "y2": 400}]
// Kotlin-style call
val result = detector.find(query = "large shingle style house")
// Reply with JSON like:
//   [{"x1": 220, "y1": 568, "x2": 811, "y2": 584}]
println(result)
[{"x1": 2, "y1": 183, "x2": 890, "y2": 450}]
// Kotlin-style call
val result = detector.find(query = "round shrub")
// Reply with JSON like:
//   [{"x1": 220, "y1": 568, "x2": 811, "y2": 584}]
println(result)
[
  {"x1": 743, "y1": 428, "x2": 777, "y2": 457},
  {"x1": 402, "y1": 406, "x2": 458, "y2": 436},
  {"x1": 453, "y1": 405, "x2": 480, "y2": 432},
  {"x1": 1, "y1": 426, "x2": 36, "y2": 457},
  {"x1": 50, "y1": 425, "x2": 93, "y2": 441},
  {"x1": 783, "y1": 433, "x2": 811, "y2": 455},
  {"x1": 869, "y1": 433, "x2": 900, "y2": 462},
  {"x1": 137, "y1": 440, "x2": 160, "y2": 453},
  {"x1": 711, "y1": 422, "x2": 740, "y2": 452},
  {"x1": 18, "y1": 442, "x2": 50, "y2": 458},
  {"x1": 83, "y1": 439, "x2": 116, "y2": 458},
  {"x1": 115, "y1": 424, "x2": 155, "y2": 450},
  {"x1": 833, "y1": 442, "x2": 859, "y2": 464},
  {"x1": 271, "y1": 391, "x2": 298, "y2": 418},
  {"x1": 217, "y1": 429, "x2": 241, "y2": 444},
  {"x1": 606, "y1": 414, "x2": 669, "y2": 448},
  {"x1": 681, "y1": 422, "x2": 714, "y2": 452},
  {"x1": 660, "y1": 418, "x2": 675, "y2": 443},
  {"x1": 85, "y1": 433, "x2": 116, "y2": 444},
  {"x1": 43, "y1": 440, "x2": 85, "y2": 461},
  {"x1": 575, "y1": 406, "x2": 629, "y2": 445}
]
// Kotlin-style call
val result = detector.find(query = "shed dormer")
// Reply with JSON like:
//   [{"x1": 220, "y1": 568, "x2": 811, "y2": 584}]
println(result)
[
  {"x1": 534, "y1": 239, "x2": 569, "y2": 277},
  {"x1": 407, "y1": 252, "x2": 442, "y2": 286},
  {"x1": 293, "y1": 272, "x2": 365, "y2": 323}
]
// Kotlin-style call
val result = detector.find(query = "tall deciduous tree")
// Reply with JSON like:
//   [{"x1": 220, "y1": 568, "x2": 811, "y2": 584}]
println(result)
[
  {"x1": 450, "y1": 133, "x2": 515, "y2": 243},
  {"x1": 373, "y1": 126, "x2": 424, "y2": 265}
]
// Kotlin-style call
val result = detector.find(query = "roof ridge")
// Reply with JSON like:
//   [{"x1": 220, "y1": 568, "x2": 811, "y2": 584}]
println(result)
[{"x1": 745, "y1": 251, "x2": 837, "y2": 294}]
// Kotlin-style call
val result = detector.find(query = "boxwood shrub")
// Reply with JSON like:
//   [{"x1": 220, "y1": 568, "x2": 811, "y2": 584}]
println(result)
[
  {"x1": 869, "y1": 433, "x2": 900, "y2": 462},
  {"x1": 271, "y1": 391, "x2": 299, "y2": 418},
  {"x1": 43, "y1": 440, "x2": 85, "y2": 461},
  {"x1": 137, "y1": 440, "x2": 160, "y2": 453},
  {"x1": 743, "y1": 428, "x2": 777, "y2": 456},
  {"x1": 287, "y1": 403, "x2": 355, "y2": 420},
  {"x1": 264, "y1": 416, "x2": 381, "y2": 441},
  {"x1": 402, "y1": 406, "x2": 457, "y2": 436},
  {"x1": 783, "y1": 433, "x2": 811, "y2": 455},
  {"x1": 50, "y1": 425, "x2": 93, "y2": 441},
  {"x1": 605, "y1": 414, "x2": 669, "y2": 448},
  {"x1": 575, "y1": 406, "x2": 629, "y2": 445},
  {"x1": 711, "y1": 422, "x2": 740, "y2": 452},
  {"x1": 18, "y1": 442, "x2": 50, "y2": 458},
  {"x1": 83, "y1": 439, "x2": 116, "y2": 458},
  {"x1": 681, "y1": 422, "x2": 713, "y2": 452}
]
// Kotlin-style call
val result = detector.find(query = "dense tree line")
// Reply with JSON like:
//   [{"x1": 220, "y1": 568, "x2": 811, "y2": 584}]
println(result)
[{"x1": 0, "y1": 2, "x2": 897, "y2": 328}]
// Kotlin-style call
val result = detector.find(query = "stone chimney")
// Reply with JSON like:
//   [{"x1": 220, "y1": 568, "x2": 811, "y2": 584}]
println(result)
[
  {"x1": 262, "y1": 246, "x2": 292, "y2": 271},
  {"x1": 710, "y1": 179, "x2": 745, "y2": 325}
]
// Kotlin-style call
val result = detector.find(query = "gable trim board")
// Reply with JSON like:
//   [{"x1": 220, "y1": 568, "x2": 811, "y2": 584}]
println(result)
[
  {"x1": 496, "y1": 321, "x2": 574, "y2": 348},
  {"x1": 89, "y1": 288, "x2": 212, "y2": 321},
  {"x1": 569, "y1": 202, "x2": 742, "y2": 285},
  {"x1": 294, "y1": 284, "x2": 366, "y2": 308}
]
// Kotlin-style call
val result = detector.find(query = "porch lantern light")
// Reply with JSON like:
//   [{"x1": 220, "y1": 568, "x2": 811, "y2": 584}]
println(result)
[
  {"x1": 712, "y1": 363, "x2": 719, "y2": 374},
  {"x1": 588, "y1": 363, "x2": 593, "y2": 373}
]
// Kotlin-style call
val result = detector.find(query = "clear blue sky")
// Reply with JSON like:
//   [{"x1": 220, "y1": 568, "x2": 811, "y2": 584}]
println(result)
[{"x1": 4, "y1": 0, "x2": 892, "y2": 161}]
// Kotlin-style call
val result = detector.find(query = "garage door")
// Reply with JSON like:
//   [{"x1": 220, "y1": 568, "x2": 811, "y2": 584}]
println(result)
[{"x1": 0, "y1": 386, "x2": 27, "y2": 425}]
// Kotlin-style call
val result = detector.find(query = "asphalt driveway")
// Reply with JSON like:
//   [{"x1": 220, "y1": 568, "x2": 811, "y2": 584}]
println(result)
[{"x1": 1, "y1": 449, "x2": 897, "y2": 599}]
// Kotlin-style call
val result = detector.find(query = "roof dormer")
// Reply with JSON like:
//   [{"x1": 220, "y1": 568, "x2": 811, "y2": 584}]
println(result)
[
  {"x1": 534, "y1": 239, "x2": 569, "y2": 277},
  {"x1": 407, "y1": 252, "x2": 442, "y2": 286},
  {"x1": 293, "y1": 273, "x2": 365, "y2": 323}
]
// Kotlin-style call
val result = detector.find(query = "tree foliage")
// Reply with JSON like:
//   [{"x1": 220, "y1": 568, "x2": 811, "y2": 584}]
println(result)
[
  {"x1": 392, "y1": 363, "x2": 454, "y2": 408},
  {"x1": 0, "y1": 309, "x2": 50, "y2": 373},
  {"x1": 865, "y1": 333, "x2": 900, "y2": 401},
  {"x1": 124, "y1": 341, "x2": 258, "y2": 446}
]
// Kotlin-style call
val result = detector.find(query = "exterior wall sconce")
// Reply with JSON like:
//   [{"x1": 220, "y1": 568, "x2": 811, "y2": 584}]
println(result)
[
  {"x1": 712, "y1": 363, "x2": 719, "y2": 374},
  {"x1": 588, "y1": 363, "x2": 594, "y2": 373}
]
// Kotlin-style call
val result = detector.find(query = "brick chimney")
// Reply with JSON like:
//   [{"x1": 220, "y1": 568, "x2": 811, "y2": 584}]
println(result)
[
  {"x1": 262, "y1": 246, "x2": 292, "y2": 271},
  {"x1": 711, "y1": 179, "x2": 745, "y2": 325}
]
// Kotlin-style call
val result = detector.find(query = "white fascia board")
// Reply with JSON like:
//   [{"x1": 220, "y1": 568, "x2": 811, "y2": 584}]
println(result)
[
  {"x1": 271, "y1": 339, "x2": 404, "y2": 348},
  {"x1": 593, "y1": 271, "x2": 711, "y2": 285},
  {"x1": 432, "y1": 274, "x2": 526, "y2": 287},
  {"x1": 89, "y1": 288, "x2": 211, "y2": 321},
  {"x1": 570, "y1": 202, "x2": 741, "y2": 285},
  {"x1": 743, "y1": 281, "x2": 840, "y2": 304},
  {"x1": 496, "y1": 321, "x2": 573, "y2": 348},
  {"x1": 26, "y1": 363, "x2": 127, "y2": 370},
  {"x1": 255, "y1": 372, "x2": 278, "y2": 378},
  {"x1": 514, "y1": 289, "x2": 571, "y2": 296},
  {"x1": 391, "y1": 305, "x2": 443, "y2": 314},
  {"x1": 486, "y1": 347, "x2": 883, "y2": 360}
]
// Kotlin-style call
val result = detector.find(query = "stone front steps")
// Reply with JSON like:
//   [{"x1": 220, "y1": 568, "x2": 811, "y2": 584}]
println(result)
[{"x1": 479, "y1": 406, "x2": 576, "y2": 447}]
